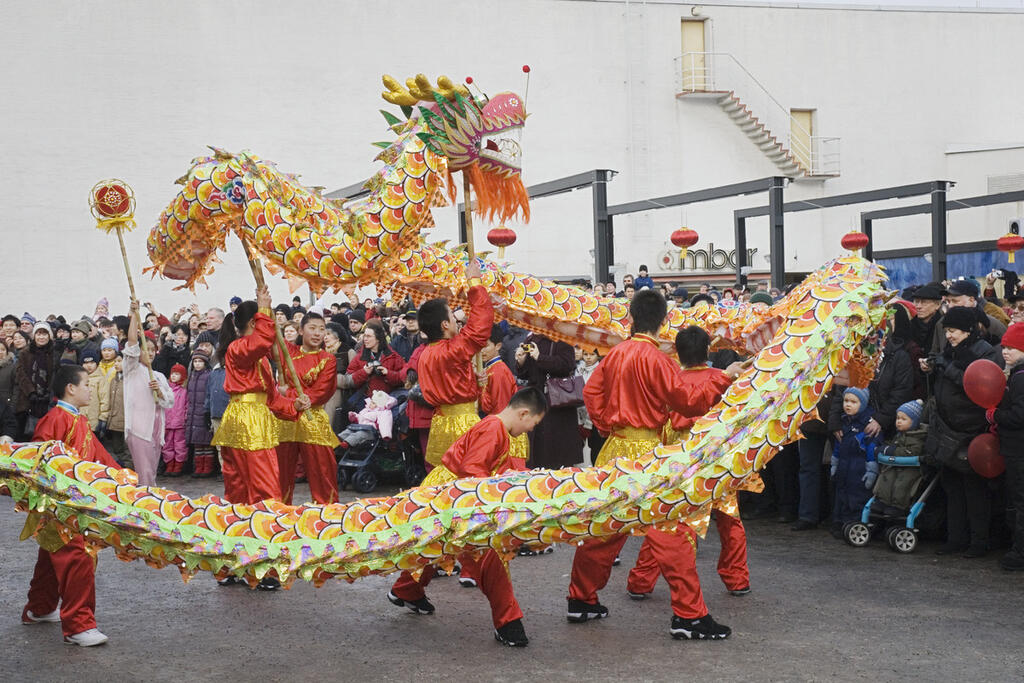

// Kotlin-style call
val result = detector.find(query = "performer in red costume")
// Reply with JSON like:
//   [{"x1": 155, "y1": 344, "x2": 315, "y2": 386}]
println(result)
[
  {"x1": 388, "y1": 387, "x2": 546, "y2": 647},
  {"x1": 211, "y1": 286, "x2": 309, "y2": 588},
  {"x1": 628, "y1": 326, "x2": 756, "y2": 603},
  {"x1": 276, "y1": 312, "x2": 340, "y2": 505},
  {"x1": 566, "y1": 290, "x2": 744, "y2": 640},
  {"x1": 21, "y1": 364, "x2": 120, "y2": 646},
  {"x1": 417, "y1": 258, "x2": 493, "y2": 469}
]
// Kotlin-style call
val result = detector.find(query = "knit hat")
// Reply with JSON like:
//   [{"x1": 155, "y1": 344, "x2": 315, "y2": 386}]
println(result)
[
  {"x1": 81, "y1": 350, "x2": 98, "y2": 364},
  {"x1": 843, "y1": 387, "x2": 869, "y2": 414},
  {"x1": 144, "y1": 330, "x2": 157, "y2": 343},
  {"x1": 889, "y1": 298, "x2": 917, "y2": 319},
  {"x1": 170, "y1": 363, "x2": 187, "y2": 381},
  {"x1": 943, "y1": 306, "x2": 978, "y2": 333},
  {"x1": 1003, "y1": 322, "x2": 1024, "y2": 352},
  {"x1": 229, "y1": 296, "x2": 242, "y2": 306},
  {"x1": 100, "y1": 337, "x2": 119, "y2": 352},
  {"x1": 70, "y1": 319, "x2": 92, "y2": 335},
  {"x1": 194, "y1": 330, "x2": 218, "y2": 348},
  {"x1": 21, "y1": 312, "x2": 36, "y2": 325},
  {"x1": 191, "y1": 348, "x2": 211, "y2": 364},
  {"x1": 897, "y1": 399, "x2": 923, "y2": 429},
  {"x1": 672, "y1": 287, "x2": 689, "y2": 299},
  {"x1": 348, "y1": 310, "x2": 365, "y2": 323},
  {"x1": 31, "y1": 321, "x2": 52, "y2": 338},
  {"x1": 274, "y1": 303, "x2": 292, "y2": 317},
  {"x1": 750, "y1": 292, "x2": 774, "y2": 306}
]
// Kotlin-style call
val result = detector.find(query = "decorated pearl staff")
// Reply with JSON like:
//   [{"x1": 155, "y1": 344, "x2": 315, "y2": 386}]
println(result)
[
  {"x1": 238, "y1": 236, "x2": 312, "y2": 418},
  {"x1": 89, "y1": 180, "x2": 161, "y2": 402}
]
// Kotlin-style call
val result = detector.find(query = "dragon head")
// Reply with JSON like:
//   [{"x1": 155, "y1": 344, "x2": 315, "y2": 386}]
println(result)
[{"x1": 382, "y1": 74, "x2": 529, "y2": 223}]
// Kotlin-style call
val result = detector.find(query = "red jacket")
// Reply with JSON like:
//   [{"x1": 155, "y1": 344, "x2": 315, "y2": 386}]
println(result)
[
  {"x1": 348, "y1": 348, "x2": 405, "y2": 395},
  {"x1": 34, "y1": 401, "x2": 118, "y2": 468}
]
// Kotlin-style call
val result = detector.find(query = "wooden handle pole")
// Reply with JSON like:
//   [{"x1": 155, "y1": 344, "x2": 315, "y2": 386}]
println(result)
[
  {"x1": 239, "y1": 237, "x2": 308, "y2": 407},
  {"x1": 114, "y1": 228, "x2": 161, "y2": 402},
  {"x1": 462, "y1": 173, "x2": 484, "y2": 377}
]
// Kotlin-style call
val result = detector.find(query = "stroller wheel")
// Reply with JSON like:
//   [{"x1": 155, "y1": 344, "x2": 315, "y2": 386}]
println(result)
[
  {"x1": 337, "y1": 467, "x2": 349, "y2": 491},
  {"x1": 844, "y1": 521, "x2": 871, "y2": 547},
  {"x1": 404, "y1": 462, "x2": 426, "y2": 487},
  {"x1": 353, "y1": 467, "x2": 378, "y2": 493},
  {"x1": 888, "y1": 527, "x2": 917, "y2": 554}
]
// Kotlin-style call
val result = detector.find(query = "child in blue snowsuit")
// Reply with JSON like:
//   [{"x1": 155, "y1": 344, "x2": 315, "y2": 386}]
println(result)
[{"x1": 830, "y1": 387, "x2": 880, "y2": 536}]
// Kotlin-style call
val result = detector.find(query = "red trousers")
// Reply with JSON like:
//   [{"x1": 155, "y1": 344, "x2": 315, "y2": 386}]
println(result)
[
  {"x1": 627, "y1": 512, "x2": 749, "y2": 594},
  {"x1": 391, "y1": 550, "x2": 523, "y2": 628},
  {"x1": 24, "y1": 536, "x2": 97, "y2": 637},
  {"x1": 276, "y1": 442, "x2": 338, "y2": 505},
  {"x1": 569, "y1": 527, "x2": 708, "y2": 619},
  {"x1": 221, "y1": 447, "x2": 282, "y2": 504}
]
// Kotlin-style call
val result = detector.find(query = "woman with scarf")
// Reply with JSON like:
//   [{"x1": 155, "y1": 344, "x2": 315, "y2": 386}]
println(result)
[{"x1": 13, "y1": 322, "x2": 57, "y2": 439}]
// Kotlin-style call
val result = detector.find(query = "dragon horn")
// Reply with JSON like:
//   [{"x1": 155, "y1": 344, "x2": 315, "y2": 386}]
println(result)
[{"x1": 382, "y1": 74, "x2": 418, "y2": 106}]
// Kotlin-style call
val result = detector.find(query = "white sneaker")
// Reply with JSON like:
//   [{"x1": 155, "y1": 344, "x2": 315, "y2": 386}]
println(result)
[
  {"x1": 64, "y1": 628, "x2": 109, "y2": 647},
  {"x1": 23, "y1": 608, "x2": 61, "y2": 624}
]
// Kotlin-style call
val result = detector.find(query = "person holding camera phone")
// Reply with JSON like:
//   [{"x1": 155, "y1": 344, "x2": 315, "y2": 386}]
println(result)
[{"x1": 346, "y1": 324, "x2": 404, "y2": 409}]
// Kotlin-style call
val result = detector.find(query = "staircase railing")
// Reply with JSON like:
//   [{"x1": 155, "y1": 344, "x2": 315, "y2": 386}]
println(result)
[{"x1": 674, "y1": 52, "x2": 840, "y2": 177}]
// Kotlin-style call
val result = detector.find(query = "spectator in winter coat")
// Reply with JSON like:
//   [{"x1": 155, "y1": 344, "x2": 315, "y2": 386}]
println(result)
[
  {"x1": 391, "y1": 312, "x2": 424, "y2": 362},
  {"x1": 61, "y1": 319, "x2": 99, "y2": 366},
  {"x1": 153, "y1": 324, "x2": 190, "y2": 376},
  {"x1": 14, "y1": 322, "x2": 57, "y2": 439},
  {"x1": 104, "y1": 356, "x2": 127, "y2": 465},
  {"x1": 185, "y1": 349, "x2": 216, "y2": 477},
  {"x1": 204, "y1": 348, "x2": 230, "y2": 473},
  {"x1": 929, "y1": 279, "x2": 1006, "y2": 354},
  {"x1": 993, "y1": 323, "x2": 1024, "y2": 570},
  {"x1": 80, "y1": 351, "x2": 110, "y2": 437},
  {"x1": 348, "y1": 326, "x2": 405, "y2": 403},
  {"x1": 911, "y1": 283, "x2": 944, "y2": 356},
  {"x1": 832, "y1": 301, "x2": 917, "y2": 438},
  {"x1": 830, "y1": 387, "x2": 880, "y2": 536},
  {"x1": 873, "y1": 400, "x2": 927, "y2": 511},
  {"x1": 0, "y1": 341, "x2": 16, "y2": 408},
  {"x1": 922, "y1": 305, "x2": 1004, "y2": 558},
  {"x1": 161, "y1": 364, "x2": 188, "y2": 476},
  {"x1": 516, "y1": 332, "x2": 583, "y2": 469}
]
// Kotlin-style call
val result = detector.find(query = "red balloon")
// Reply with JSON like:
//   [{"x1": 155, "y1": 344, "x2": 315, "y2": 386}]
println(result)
[
  {"x1": 963, "y1": 359, "x2": 1006, "y2": 409},
  {"x1": 968, "y1": 433, "x2": 1004, "y2": 478}
]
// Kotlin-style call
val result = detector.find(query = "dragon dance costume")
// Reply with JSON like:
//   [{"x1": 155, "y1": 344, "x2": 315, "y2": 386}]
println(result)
[
  {"x1": 23, "y1": 401, "x2": 119, "y2": 638},
  {"x1": 420, "y1": 283, "x2": 493, "y2": 468},
  {"x1": 211, "y1": 311, "x2": 299, "y2": 504},
  {"x1": 628, "y1": 366, "x2": 759, "y2": 596},
  {"x1": 392, "y1": 414, "x2": 525, "y2": 629},
  {"x1": 480, "y1": 355, "x2": 528, "y2": 468},
  {"x1": 569, "y1": 335, "x2": 733, "y2": 619},
  {"x1": 276, "y1": 342, "x2": 340, "y2": 505}
]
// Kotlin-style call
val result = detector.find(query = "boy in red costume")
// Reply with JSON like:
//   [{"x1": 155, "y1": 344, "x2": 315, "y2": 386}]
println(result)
[
  {"x1": 276, "y1": 312, "x2": 340, "y2": 505},
  {"x1": 417, "y1": 259, "x2": 493, "y2": 468},
  {"x1": 628, "y1": 326, "x2": 755, "y2": 604},
  {"x1": 22, "y1": 364, "x2": 120, "y2": 646},
  {"x1": 387, "y1": 387, "x2": 546, "y2": 647},
  {"x1": 567, "y1": 291, "x2": 744, "y2": 640},
  {"x1": 478, "y1": 324, "x2": 528, "y2": 469}
]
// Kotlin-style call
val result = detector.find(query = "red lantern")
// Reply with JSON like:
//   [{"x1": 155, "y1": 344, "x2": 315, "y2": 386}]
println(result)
[
  {"x1": 841, "y1": 230, "x2": 870, "y2": 254},
  {"x1": 487, "y1": 226, "x2": 517, "y2": 258},
  {"x1": 964, "y1": 359, "x2": 1007, "y2": 409},
  {"x1": 968, "y1": 433, "x2": 1005, "y2": 478},
  {"x1": 671, "y1": 227, "x2": 699, "y2": 259},
  {"x1": 997, "y1": 232, "x2": 1024, "y2": 264}
]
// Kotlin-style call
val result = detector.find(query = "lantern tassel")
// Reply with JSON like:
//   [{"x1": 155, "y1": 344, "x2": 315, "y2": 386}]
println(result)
[
  {"x1": 498, "y1": 246, "x2": 506, "y2": 259},
  {"x1": 1011, "y1": 252, "x2": 1016, "y2": 264}
]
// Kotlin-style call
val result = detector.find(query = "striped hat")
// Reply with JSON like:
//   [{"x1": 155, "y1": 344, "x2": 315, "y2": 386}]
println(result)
[
  {"x1": 843, "y1": 387, "x2": 869, "y2": 414},
  {"x1": 897, "y1": 400, "x2": 924, "y2": 429}
]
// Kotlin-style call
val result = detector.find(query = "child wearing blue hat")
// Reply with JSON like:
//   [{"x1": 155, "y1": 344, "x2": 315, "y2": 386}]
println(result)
[
  {"x1": 830, "y1": 387, "x2": 881, "y2": 538},
  {"x1": 872, "y1": 400, "x2": 928, "y2": 512}
]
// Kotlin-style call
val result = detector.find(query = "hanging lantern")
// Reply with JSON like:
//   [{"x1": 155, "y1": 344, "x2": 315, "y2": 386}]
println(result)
[
  {"x1": 841, "y1": 229, "x2": 870, "y2": 254},
  {"x1": 671, "y1": 227, "x2": 699, "y2": 259},
  {"x1": 997, "y1": 232, "x2": 1024, "y2": 264},
  {"x1": 487, "y1": 226, "x2": 517, "y2": 258}
]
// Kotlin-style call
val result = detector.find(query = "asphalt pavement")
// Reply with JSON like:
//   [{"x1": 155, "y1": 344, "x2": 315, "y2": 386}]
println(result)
[{"x1": 2, "y1": 478, "x2": 1023, "y2": 682}]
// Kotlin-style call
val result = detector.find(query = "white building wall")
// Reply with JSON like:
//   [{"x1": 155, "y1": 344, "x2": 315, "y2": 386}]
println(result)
[{"x1": 2, "y1": 1, "x2": 1023, "y2": 315}]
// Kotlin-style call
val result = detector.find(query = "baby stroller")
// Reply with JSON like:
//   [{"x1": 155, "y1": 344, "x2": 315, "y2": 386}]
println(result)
[
  {"x1": 335, "y1": 391, "x2": 426, "y2": 493},
  {"x1": 843, "y1": 449, "x2": 939, "y2": 553}
]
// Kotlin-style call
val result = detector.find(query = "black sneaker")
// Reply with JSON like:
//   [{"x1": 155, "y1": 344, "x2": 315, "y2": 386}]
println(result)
[
  {"x1": 256, "y1": 576, "x2": 280, "y2": 591},
  {"x1": 627, "y1": 590, "x2": 651, "y2": 600},
  {"x1": 494, "y1": 618, "x2": 529, "y2": 647},
  {"x1": 670, "y1": 614, "x2": 731, "y2": 640},
  {"x1": 217, "y1": 576, "x2": 242, "y2": 587},
  {"x1": 612, "y1": 555, "x2": 621, "y2": 566},
  {"x1": 791, "y1": 519, "x2": 817, "y2": 531},
  {"x1": 728, "y1": 586, "x2": 751, "y2": 596},
  {"x1": 387, "y1": 591, "x2": 435, "y2": 615},
  {"x1": 566, "y1": 599, "x2": 609, "y2": 623},
  {"x1": 458, "y1": 576, "x2": 478, "y2": 588}
]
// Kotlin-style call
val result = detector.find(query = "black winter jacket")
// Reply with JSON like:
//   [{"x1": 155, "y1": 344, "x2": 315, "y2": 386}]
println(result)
[
  {"x1": 829, "y1": 339, "x2": 915, "y2": 437},
  {"x1": 931, "y1": 331, "x2": 1003, "y2": 435},
  {"x1": 995, "y1": 363, "x2": 1024, "y2": 457}
]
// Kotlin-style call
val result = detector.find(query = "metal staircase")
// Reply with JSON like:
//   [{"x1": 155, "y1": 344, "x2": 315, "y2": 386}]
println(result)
[{"x1": 674, "y1": 52, "x2": 840, "y2": 178}]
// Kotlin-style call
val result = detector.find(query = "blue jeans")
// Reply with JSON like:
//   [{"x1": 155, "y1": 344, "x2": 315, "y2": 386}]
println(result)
[{"x1": 797, "y1": 434, "x2": 827, "y2": 523}]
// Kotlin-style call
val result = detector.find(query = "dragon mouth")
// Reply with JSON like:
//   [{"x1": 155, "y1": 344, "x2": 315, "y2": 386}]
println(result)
[{"x1": 480, "y1": 126, "x2": 523, "y2": 172}]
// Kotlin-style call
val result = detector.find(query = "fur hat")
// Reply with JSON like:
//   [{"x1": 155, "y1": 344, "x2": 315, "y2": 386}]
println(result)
[
  {"x1": 100, "y1": 337, "x2": 119, "y2": 352},
  {"x1": 943, "y1": 306, "x2": 978, "y2": 333},
  {"x1": 1002, "y1": 322, "x2": 1024, "y2": 353},
  {"x1": 843, "y1": 387, "x2": 869, "y2": 414},
  {"x1": 897, "y1": 400, "x2": 924, "y2": 429},
  {"x1": 31, "y1": 321, "x2": 52, "y2": 338}
]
